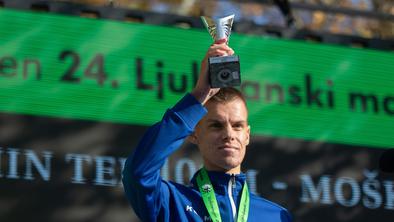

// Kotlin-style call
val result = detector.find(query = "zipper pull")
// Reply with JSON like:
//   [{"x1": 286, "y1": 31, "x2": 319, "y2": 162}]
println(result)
[{"x1": 231, "y1": 174, "x2": 236, "y2": 189}]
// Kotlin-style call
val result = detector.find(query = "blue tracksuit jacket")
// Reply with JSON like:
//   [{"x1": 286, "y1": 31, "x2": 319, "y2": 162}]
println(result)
[{"x1": 123, "y1": 93, "x2": 293, "y2": 222}]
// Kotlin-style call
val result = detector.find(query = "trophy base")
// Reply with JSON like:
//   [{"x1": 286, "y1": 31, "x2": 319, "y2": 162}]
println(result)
[{"x1": 208, "y1": 55, "x2": 241, "y2": 88}]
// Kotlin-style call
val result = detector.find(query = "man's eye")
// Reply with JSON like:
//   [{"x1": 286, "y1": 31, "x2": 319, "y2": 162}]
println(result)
[
  {"x1": 233, "y1": 124, "x2": 244, "y2": 130},
  {"x1": 209, "y1": 123, "x2": 222, "y2": 128}
]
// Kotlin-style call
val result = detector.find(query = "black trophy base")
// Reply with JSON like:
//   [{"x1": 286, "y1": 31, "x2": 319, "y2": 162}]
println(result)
[{"x1": 208, "y1": 55, "x2": 241, "y2": 88}]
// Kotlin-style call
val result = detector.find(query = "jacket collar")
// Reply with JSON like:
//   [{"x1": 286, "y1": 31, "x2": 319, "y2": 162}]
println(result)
[{"x1": 190, "y1": 168, "x2": 247, "y2": 195}]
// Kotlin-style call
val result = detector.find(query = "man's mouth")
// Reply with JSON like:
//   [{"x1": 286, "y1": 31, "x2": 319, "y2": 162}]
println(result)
[{"x1": 218, "y1": 144, "x2": 239, "y2": 150}]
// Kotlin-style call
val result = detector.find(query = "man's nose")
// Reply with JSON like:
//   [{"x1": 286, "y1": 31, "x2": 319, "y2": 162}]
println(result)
[{"x1": 222, "y1": 125, "x2": 235, "y2": 141}]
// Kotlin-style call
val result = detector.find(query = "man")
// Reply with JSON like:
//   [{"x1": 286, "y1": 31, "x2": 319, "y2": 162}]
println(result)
[{"x1": 122, "y1": 39, "x2": 292, "y2": 222}]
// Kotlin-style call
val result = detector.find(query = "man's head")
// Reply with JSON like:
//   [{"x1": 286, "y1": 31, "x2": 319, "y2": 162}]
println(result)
[{"x1": 190, "y1": 87, "x2": 250, "y2": 174}]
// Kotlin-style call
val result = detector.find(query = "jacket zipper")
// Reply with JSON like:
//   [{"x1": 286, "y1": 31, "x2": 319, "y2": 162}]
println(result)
[{"x1": 228, "y1": 175, "x2": 237, "y2": 221}]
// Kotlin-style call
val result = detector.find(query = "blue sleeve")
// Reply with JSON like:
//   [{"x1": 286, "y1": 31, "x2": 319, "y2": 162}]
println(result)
[
  {"x1": 281, "y1": 209, "x2": 293, "y2": 222},
  {"x1": 122, "y1": 93, "x2": 207, "y2": 221}
]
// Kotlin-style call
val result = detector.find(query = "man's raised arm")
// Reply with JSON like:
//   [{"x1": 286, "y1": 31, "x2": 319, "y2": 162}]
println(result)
[{"x1": 122, "y1": 39, "x2": 233, "y2": 221}]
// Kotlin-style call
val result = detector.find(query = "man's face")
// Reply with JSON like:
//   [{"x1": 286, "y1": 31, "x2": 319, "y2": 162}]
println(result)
[{"x1": 191, "y1": 98, "x2": 250, "y2": 174}]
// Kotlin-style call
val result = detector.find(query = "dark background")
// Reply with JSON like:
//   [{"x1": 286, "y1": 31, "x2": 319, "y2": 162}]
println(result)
[{"x1": 1, "y1": 112, "x2": 392, "y2": 222}]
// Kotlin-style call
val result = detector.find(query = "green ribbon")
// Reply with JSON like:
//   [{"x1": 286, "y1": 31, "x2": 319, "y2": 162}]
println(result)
[{"x1": 197, "y1": 168, "x2": 250, "y2": 222}]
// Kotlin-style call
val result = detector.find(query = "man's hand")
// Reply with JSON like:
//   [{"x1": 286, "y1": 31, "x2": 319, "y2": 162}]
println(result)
[{"x1": 191, "y1": 38, "x2": 234, "y2": 104}]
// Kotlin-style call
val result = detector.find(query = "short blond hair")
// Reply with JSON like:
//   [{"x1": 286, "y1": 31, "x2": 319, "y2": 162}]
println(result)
[{"x1": 207, "y1": 87, "x2": 247, "y2": 108}]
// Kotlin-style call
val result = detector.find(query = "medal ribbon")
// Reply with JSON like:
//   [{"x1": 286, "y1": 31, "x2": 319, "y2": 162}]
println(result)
[{"x1": 196, "y1": 168, "x2": 249, "y2": 222}]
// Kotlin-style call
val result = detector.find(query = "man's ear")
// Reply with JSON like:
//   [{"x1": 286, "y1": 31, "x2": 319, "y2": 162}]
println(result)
[
  {"x1": 188, "y1": 132, "x2": 198, "y2": 145},
  {"x1": 246, "y1": 125, "x2": 251, "y2": 146}
]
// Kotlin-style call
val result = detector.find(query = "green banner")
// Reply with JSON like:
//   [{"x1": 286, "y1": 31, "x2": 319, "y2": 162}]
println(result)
[{"x1": 0, "y1": 9, "x2": 393, "y2": 148}]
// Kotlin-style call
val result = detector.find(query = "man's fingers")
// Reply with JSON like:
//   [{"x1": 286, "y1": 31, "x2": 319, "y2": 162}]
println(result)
[
  {"x1": 208, "y1": 45, "x2": 234, "y2": 57},
  {"x1": 208, "y1": 49, "x2": 230, "y2": 57}
]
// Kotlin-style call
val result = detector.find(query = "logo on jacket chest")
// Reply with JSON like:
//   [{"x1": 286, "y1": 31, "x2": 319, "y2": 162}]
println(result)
[
  {"x1": 185, "y1": 205, "x2": 212, "y2": 221},
  {"x1": 186, "y1": 205, "x2": 197, "y2": 215}
]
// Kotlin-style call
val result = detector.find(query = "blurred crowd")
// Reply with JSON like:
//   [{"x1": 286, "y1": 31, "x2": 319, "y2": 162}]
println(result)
[{"x1": 55, "y1": 0, "x2": 394, "y2": 39}]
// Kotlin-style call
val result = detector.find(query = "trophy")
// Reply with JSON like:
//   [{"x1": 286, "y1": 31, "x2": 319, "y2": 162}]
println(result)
[{"x1": 201, "y1": 14, "x2": 241, "y2": 88}]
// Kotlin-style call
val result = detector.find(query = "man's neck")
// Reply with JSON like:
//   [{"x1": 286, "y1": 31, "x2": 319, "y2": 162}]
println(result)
[{"x1": 204, "y1": 165, "x2": 241, "y2": 175}]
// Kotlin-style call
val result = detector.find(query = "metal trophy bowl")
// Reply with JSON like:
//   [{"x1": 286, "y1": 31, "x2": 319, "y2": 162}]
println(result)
[{"x1": 201, "y1": 14, "x2": 241, "y2": 88}]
